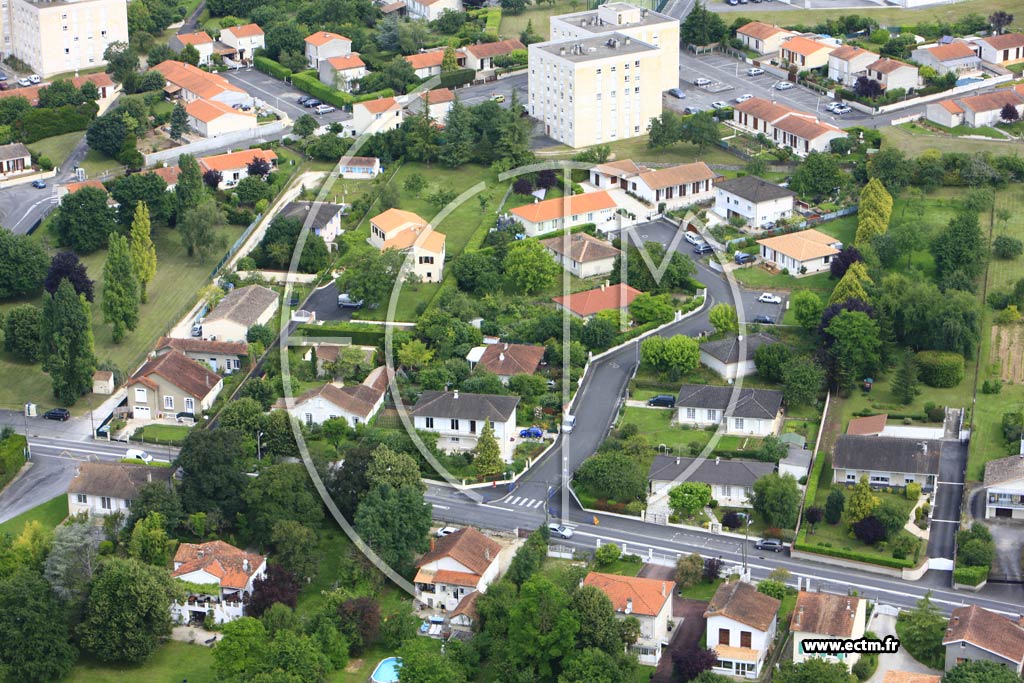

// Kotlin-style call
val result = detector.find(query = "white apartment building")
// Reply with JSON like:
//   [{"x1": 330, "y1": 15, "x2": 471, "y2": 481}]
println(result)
[
  {"x1": 2, "y1": 0, "x2": 129, "y2": 78},
  {"x1": 530, "y1": 3, "x2": 679, "y2": 148}
]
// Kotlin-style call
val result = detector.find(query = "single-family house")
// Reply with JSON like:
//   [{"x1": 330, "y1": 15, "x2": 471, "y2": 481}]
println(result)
[
  {"x1": 170, "y1": 31, "x2": 215, "y2": 65},
  {"x1": 705, "y1": 580, "x2": 781, "y2": 679},
  {"x1": 466, "y1": 342, "x2": 545, "y2": 383},
  {"x1": 406, "y1": 0, "x2": 463, "y2": 22},
  {"x1": 780, "y1": 36, "x2": 836, "y2": 70},
  {"x1": 926, "y1": 87, "x2": 1024, "y2": 128},
  {"x1": 300, "y1": 342, "x2": 374, "y2": 378},
  {"x1": 584, "y1": 572, "x2": 673, "y2": 665},
  {"x1": 56, "y1": 179, "x2": 110, "y2": 201},
  {"x1": 628, "y1": 163, "x2": 718, "y2": 211},
  {"x1": 756, "y1": 228, "x2": 842, "y2": 275},
  {"x1": 304, "y1": 31, "x2": 352, "y2": 68},
  {"x1": 540, "y1": 231, "x2": 621, "y2": 278},
  {"x1": 982, "y1": 454, "x2": 1024, "y2": 520},
  {"x1": 339, "y1": 156, "x2": 381, "y2": 179},
  {"x1": 831, "y1": 434, "x2": 941, "y2": 491},
  {"x1": 0, "y1": 143, "x2": 32, "y2": 180},
  {"x1": 911, "y1": 42, "x2": 981, "y2": 75},
  {"x1": 368, "y1": 208, "x2": 446, "y2": 283},
  {"x1": 171, "y1": 541, "x2": 267, "y2": 625},
  {"x1": 589, "y1": 159, "x2": 647, "y2": 189},
  {"x1": 145, "y1": 165, "x2": 181, "y2": 190},
  {"x1": 975, "y1": 33, "x2": 1024, "y2": 66},
  {"x1": 422, "y1": 87, "x2": 455, "y2": 124},
  {"x1": 201, "y1": 284, "x2": 279, "y2": 342},
  {"x1": 151, "y1": 60, "x2": 250, "y2": 107},
  {"x1": 676, "y1": 384, "x2": 784, "y2": 437},
  {"x1": 404, "y1": 48, "x2": 466, "y2": 79},
  {"x1": 736, "y1": 22, "x2": 796, "y2": 55},
  {"x1": 778, "y1": 432, "x2": 811, "y2": 480},
  {"x1": 0, "y1": 73, "x2": 119, "y2": 113},
  {"x1": 219, "y1": 24, "x2": 265, "y2": 62},
  {"x1": 865, "y1": 58, "x2": 919, "y2": 93},
  {"x1": 942, "y1": 605, "x2": 1024, "y2": 673},
  {"x1": 882, "y1": 674, "x2": 940, "y2": 683},
  {"x1": 198, "y1": 148, "x2": 278, "y2": 190},
  {"x1": 552, "y1": 282, "x2": 642, "y2": 320},
  {"x1": 828, "y1": 45, "x2": 879, "y2": 86},
  {"x1": 93, "y1": 370, "x2": 115, "y2": 395},
  {"x1": 414, "y1": 527, "x2": 502, "y2": 610},
  {"x1": 509, "y1": 190, "x2": 618, "y2": 237},
  {"x1": 463, "y1": 39, "x2": 525, "y2": 74},
  {"x1": 732, "y1": 98, "x2": 845, "y2": 157},
  {"x1": 127, "y1": 350, "x2": 223, "y2": 420},
  {"x1": 647, "y1": 455, "x2": 773, "y2": 508},
  {"x1": 714, "y1": 175, "x2": 796, "y2": 229},
  {"x1": 699, "y1": 333, "x2": 780, "y2": 380},
  {"x1": 791, "y1": 591, "x2": 867, "y2": 669},
  {"x1": 279, "y1": 201, "x2": 347, "y2": 245},
  {"x1": 67, "y1": 462, "x2": 173, "y2": 518},
  {"x1": 846, "y1": 413, "x2": 887, "y2": 436},
  {"x1": 450, "y1": 592, "x2": 480, "y2": 632},
  {"x1": 277, "y1": 366, "x2": 391, "y2": 428},
  {"x1": 317, "y1": 53, "x2": 367, "y2": 91},
  {"x1": 410, "y1": 390, "x2": 520, "y2": 462},
  {"x1": 185, "y1": 98, "x2": 257, "y2": 137},
  {"x1": 350, "y1": 97, "x2": 405, "y2": 137},
  {"x1": 153, "y1": 336, "x2": 248, "y2": 375}
]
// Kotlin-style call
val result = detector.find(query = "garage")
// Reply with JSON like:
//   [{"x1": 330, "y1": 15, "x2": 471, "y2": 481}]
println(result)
[
  {"x1": 133, "y1": 406, "x2": 151, "y2": 420},
  {"x1": 995, "y1": 508, "x2": 1012, "y2": 518}
]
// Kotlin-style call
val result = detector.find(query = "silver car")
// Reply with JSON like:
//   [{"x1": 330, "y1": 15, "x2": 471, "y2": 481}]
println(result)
[
  {"x1": 775, "y1": 81, "x2": 795, "y2": 91},
  {"x1": 694, "y1": 78, "x2": 712, "y2": 87},
  {"x1": 548, "y1": 524, "x2": 574, "y2": 539}
]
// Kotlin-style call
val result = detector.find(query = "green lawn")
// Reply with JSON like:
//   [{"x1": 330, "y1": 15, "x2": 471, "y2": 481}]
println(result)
[
  {"x1": 499, "y1": 0, "x2": 577, "y2": 39},
  {"x1": 835, "y1": 374, "x2": 969, "y2": 433},
  {"x1": 0, "y1": 220, "x2": 244, "y2": 411},
  {"x1": 732, "y1": 267, "x2": 835, "y2": 295},
  {"x1": 881, "y1": 125, "x2": 1024, "y2": 156},
  {"x1": 66, "y1": 642, "x2": 215, "y2": 683},
  {"x1": 0, "y1": 495, "x2": 68, "y2": 536},
  {"x1": 805, "y1": 484, "x2": 918, "y2": 563},
  {"x1": 538, "y1": 138, "x2": 738, "y2": 166},
  {"x1": 596, "y1": 555, "x2": 643, "y2": 576},
  {"x1": 679, "y1": 577, "x2": 722, "y2": 601},
  {"x1": 80, "y1": 149, "x2": 124, "y2": 178},
  {"x1": 26, "y1": 131, "x2": 84, "y2": 167},
  {"x1": 618, "y1": 407, "x2": 760, "y2": 458},
  {"x1": 133, "y1": 424, "x2": 193, "y2": 445}
]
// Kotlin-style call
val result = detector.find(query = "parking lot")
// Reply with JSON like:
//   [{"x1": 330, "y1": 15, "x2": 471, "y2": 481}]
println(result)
[
  {"x1": 221, "y1": 68, "x2": 351, "y2": 124},
  {"x1": 737, "y1": 289, "x2": 788, "y2": 325},
  {"x1": 671, "y1": 50, "x2": 873, "y2": 128}
]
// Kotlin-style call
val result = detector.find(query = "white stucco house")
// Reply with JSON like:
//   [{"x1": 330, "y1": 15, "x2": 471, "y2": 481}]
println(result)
[
  {"x1": 350, "y1": 97, "x2": 405, "y2": 137},
  {"x1": 540, "y1": 232, "x2": 621, "y2": 278},
  {"x1": 219, "y1": 24, "x2": 265, "y2": 63},
  {"x1": 975, "y1": 33, "x2": 1024, "y2": 66},
  {"x1": 339, "y1": 156, "x2": 381, "y2": 179},
  {"x1": 304, "y1": 31, "x2": 351, "y2": 68},
  {"x1": 705, "y1": 581, "x2": 780, "y2": 679},
  {"x1": 198, "y1": 148, "x2": 277, "y2": 190},
  {"x1": 185, "y1": 98, "x2": 257, "y2": 138},
  {"x1": 170, "y1": 541, "x2": 267, "y2": 625},
  {"x1": 368, "y1": 208, "x2": 446, "y2": 283},
  {"x1": 732, "y1": 98, "x2": 846, "y2": 157},
  {"x1": 736, "y1": 22, "x2": 796, "y2": 55},
  {"x1": 699, "y1": 333, "x2": 780, "y2": 380},
  {"x1": 827, "y1": 45, "x2": 878, "y2": 87},
  {"x1": 676, "y1": 385, "x2": 783, "y2": 437},
  {"x1": 276, "y1": 366, "x2": 391, "y2": 428},
  {"x1": 864, "y1": 58, "x2": 919, "y2": 93},
  {"x1": 983, "y1": 454, "x2": 1024, "y2": 520},
  {"x1": 585, "y1": 571, "x2": 673, "y2": 665},
  {"x1": 201, "y1": 284, "x2": 279, "y2": 342},
  {"x1": 509, "y1": 190, "x2": 618, "y2": 237},
  {"x1": 67, "y1": 462, "x2": 173, "y2": 518},
  {"x1": 466, "y1": 342, "x2": 545, "y2": 384},
  {"x1": 410, "y1": 390, "x2": 519, "y2": 463},
  {"x1": 589, "y1": 160, "x2": 717, "y2": 211},
  {"x1": 926, "y1": 87, "x2": 1024, "y2": 128},
  {"x1": 714, "y1": 176, "x2": 796, "y2": 229},
  {"x1": 648, "y1": 455, "x2": 774, "y2": 508},
  {"x1": 317, "y1": 53, "x2": 367, "y2": 90},
  {"x1": 279, "y1": 201, "x2": 347, "y2": 245},
  {"x1": 414, "y1": 528, "x2": 502, "y2": 611},
  {"x1": 791, "y1": 591, "x2": 867, "y2": 669},
  {"x1": 832, "y1": 435, "x2": 942, "y2": 491},
  {"x1": 911, "y1": 42, "x2": 981, "y2": 76},
  {"x1": 757, "y1": 228, "x2": 842, "y2": 276},
  {"x1": 406, "y1": 0, "x2": 463, "y2": 22}
]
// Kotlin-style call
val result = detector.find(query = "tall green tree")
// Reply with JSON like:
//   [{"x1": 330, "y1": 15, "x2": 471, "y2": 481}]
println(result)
[
  {"x1": 932, "y1": 210, "x2": 985, "y2": 287},
  {"x1": 612, "y1": 240, "x2": 695, "y2": 294},
  {"x1": 790, "y1": 152, "x2": 844, "y2": 201},
  {"x1": 42, "y1": 279, "x2": 96, "y2": 405},
  {"x1": 0, "y1": 231, "x2": 48, "y2": 301},
  {"x1": 898, "y1": 592, "x2": 947, "y2": 670},
  {"x1": 77, "y1": 557, "x2": 177, "y2": 663},
  {"x1": 54, "y1": 186, "x2": 119, "y2": 254},
  {"x1": 751, "y1": 473, "x2": 800, "y2": 529},
  {"x1": 128, "y1": 512, "x2": 177, "y2": 566},
  {"x1": 169, "y1": 101, "x2": 189, "y2": 140},
  {"x1": 781, "y1": 355, "x2": 825, "y2": 408},
  {"x1": 270, "y1": 520, "x2": 320, "y2": 581},
  {"x1": 243, "y1": 462, "x2": 324, "y2": 545},
  {"x1": 440, "y1": 97, "x2": 475, "y2": 168},
  {"x1": 472, "y1": 421, "x2": 504, "y2": 478},
  {"x1": 0, "y1": 568, "x2": 78, "y2": 683},
  {"x1": 680, "y1": 0, "x2": 728, "y2": 45},
  {"x1": 175, "y1": 153, "x2": 204, "y2": 222},
  {"x1": 791, "y1": 290, "x2": 824, "y2": 333},
  {"x1": 680, "y1": 111, "x2": 721, "y2": 153},
  {"x1": 509, "y1": 574, "x2": 580, "y2": 681},
  {"x1": 828, "y1": 261, "x2": 872, "y2": 306},
  {"x1": 102, "y1": 232, "x2": 140, "y2": 343},
  {"x1": 180, "y1": 198, "x2": 224, "y2": 259},
  {"x1": 893, "y1": 351, "x2": 921, "y2": 405},
  {"x1": 669, "y1": 482, "x2": 712, "y2": 517},
  {"x1": 504, "y1": 238, "x2": 560, "y2": 294},
  {"x1": 128, "y1": 202, "x2": 156, "y2": 303},
  {"x1": 397, "y1": 637, "x2": 467, "y2": 683},
  {"x1": 825, "y1": 310, "x2": 880, "y2": 393},
  {"x1": 176, "y1": 429, "x2": 249, "y2": 527},
  {"x1": 845, "y1": 475, "x2": 879, "y2": 523},
  {"x1": 4, "y1": 304, "x2": 44, "y2": 362},
  {"x1": 708, "y1": 303, "x2": 738, "y2": 334},
  {"x1": 943, "y1": 660, "x2": 1023, "y2": 683},
  {"x1": 354, "y1": 483, "x2": 432, "y2": 576},
  {"x1": 44, "y1": 518, "x2": 100, "y2": 604}
]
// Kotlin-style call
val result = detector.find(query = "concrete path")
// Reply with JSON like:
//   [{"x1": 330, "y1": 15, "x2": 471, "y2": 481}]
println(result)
[{"x1": 866, "y1": 611, "x2": 942, "y2": 683}]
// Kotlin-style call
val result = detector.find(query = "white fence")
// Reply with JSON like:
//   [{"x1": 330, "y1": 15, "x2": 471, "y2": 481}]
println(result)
[{"x1": 143, "y1": 121, "x2": 291, "y2": 166}]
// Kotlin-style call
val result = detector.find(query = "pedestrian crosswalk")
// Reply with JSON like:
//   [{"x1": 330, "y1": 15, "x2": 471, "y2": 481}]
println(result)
[{"x1": 505, "y1": 496, "x2": 546, "y2": 509}]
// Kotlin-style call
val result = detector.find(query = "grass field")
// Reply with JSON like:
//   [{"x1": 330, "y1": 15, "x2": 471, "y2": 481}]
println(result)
[
  {"x1": 133, "y1": 424, "x2": 193, "y2": 445},
  {"x1": 882, "y1": 125, "x2": 1024, "y2": 156},
  {"x1": 26, "y1": 131, "x2": 83, "y2": 167},
  {"x1": 66, "y1": 642, "x2": 215, "y2": 683},
  {"x1": 499, "y1": 0, "x2": 577, "y2": 39},
  {"x1": 618, "y1": 406, "x2": 758, "y2": 456},
  {"x1": 679, "y1": 577, "x2": 722, "y2": 601},
  {"x1": 732, "y1": 267, "x2": 834, "y2": 294},
  {"x1": 0, "y1": 495, "x2": 67, "y2": 535},
  {"x1": 538, "y1": 137, "x2": 739, "y2": 166},
  {"x1": 710, "y1": 0, "x2": 1022, "y2": 32}
]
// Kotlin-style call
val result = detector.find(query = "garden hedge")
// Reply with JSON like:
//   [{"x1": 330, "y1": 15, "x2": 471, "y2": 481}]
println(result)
[
  {"x1": 953, "y1": 565, "x2": 989, "y2": 586},
  {"x1": 439, "y1": 68, "x2": 476, "y2": 90},
  {"x1": 0, "y1": 434, "x2": 27, "y2": 490},
  {"x1": 297, "y1": 322, "x2": 385, "y2": 347},
  {"x1": 254, "y1": 55, "x2": 292, "y2": 81},
  {"x1": 916, "y1": 350, "x2": 964, "y2": 388},
  {"x1": 793, "y1": 541, "x2": 915, "y2": 569}
]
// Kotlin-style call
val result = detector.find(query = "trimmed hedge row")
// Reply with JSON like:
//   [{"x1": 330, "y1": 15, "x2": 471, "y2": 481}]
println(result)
[
  {"x1": 794, "y1": 541, "x2": 915, "y2": 569},
  {"x1": 953, "y1": 565, "x2": 988, "y2": 586},
  {"x1": 254, "y1": 55, "x2": 292, "y2": 81},
  {"x1": 17, "y1": 102, "x2": 98, "y2": 143},
  {"x1": 916, "y1": 350, "x2": 964, "y2": 388},
  {"x1": 439, "y1": 68, "x2": 476, "y2": 90},
  {"x1": 0, "y1": 434, "x2": 27, "y2": 491},
  {"x1": 291, "y1": 71, "x2": 355, "y2": 109},
  {"x1": 297, "y1": 322, "x2": 385, "y2": 347}
]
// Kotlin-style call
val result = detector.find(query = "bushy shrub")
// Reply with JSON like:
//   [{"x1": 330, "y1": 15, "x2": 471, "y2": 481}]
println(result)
[
  {"x1": 254, "y1": 55, "x2": 292, "y2": 80},
  {"x1": 1002, "y1": 411, "x2": 1024, "y2": 443},
  {"x1": 915, "y1": 350, "x2": 964, "y2": 388},
  {"x1": 952, "y1": 565, "x2": 988, "y2": 586},
  {"x1": 905, "y1": 482, "x2": 921, "y2": 500},
  {"x1": 982, "y1": 379, "x2": 1003, "y2": 394}
]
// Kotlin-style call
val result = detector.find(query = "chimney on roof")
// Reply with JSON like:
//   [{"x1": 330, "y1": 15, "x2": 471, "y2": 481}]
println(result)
[
  {"x1": 485, "y1": 547, "x2": 491, "y2": 561},
  {"x1": 625, "y1": 598, "x2": 633, "y2": 614},
  {"x1": 243, "y1": 558, "x2": 250, "y2": 572},
  {"x1": 504, "y1": 342, "x2": 509, "y2": 351},
  {"x1": 430, "y1": 538, "x2": 436, "y2": 551},
  {"x1": 601, "y1": 282, "x2": 606, "y2": 291},
  {"x1": 499, "y1": 353, "x2": 505, "y2": 362},
  {"x1": 661, "y1": 582, "x2": 666, "y2": 597},
  {"x1": 953, "y1": 615, "x2": 959, "y2": 625}
]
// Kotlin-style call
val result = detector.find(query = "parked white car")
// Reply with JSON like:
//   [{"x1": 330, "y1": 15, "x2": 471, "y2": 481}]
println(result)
[
  {"x1": 124, "y1": 449, "x2": 153, "y2": 464},
  {"x1": 775, "y1": 81, "x2": 795, "y2": 91},
  {"x1": 735, "y1": 94, "x2": 754, "y2": 103},
  {"x1": 747, "y1": 68, "x2": 764, "y2": 76},
  {"x1": 758, "y1": 293, "x2": 783, "y2": 304},
  {"x1": 436, "y1": 527, "x2": 460, "y2": 537},
  {"x1": 694, "y1": 78, "x2": 712, "y2": 87}
]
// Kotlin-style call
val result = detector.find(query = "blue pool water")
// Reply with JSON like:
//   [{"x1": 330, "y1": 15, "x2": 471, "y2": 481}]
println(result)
[{"x1": 370, "y1": 656, "x2": 402, "y2": 683}]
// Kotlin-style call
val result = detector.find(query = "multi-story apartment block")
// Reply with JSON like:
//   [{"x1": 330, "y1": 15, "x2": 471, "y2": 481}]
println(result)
[
  {"x1": 529, "y1": 3, "x2": 678, "y2": 148},
  {"x1": 2, "y1": 0, "x2": 129, "y2": 78}
]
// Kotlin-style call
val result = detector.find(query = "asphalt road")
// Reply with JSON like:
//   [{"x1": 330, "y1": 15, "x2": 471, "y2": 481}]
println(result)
[
  {"x1": 928, "y1": 438, "x2": 966, "y2": 561},
  {"x1": 305, "y1": 280, "x2": 356, "y2": 323},
  {"x1": 0, "y1": 133, "x2": 91, "y2": 234},
  {"x1": 221, "y1": 68, "x2": 351, "y2": 124},
  {"x1": 455, "y1": 73, "x2": 528, "y2": 107}
]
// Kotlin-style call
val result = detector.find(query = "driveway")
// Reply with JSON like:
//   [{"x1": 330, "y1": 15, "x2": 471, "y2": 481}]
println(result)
[
  {"x1": 305, "y1": 280, "x2": 356, "y2": 323},
  {"x1": 221, "y1": 69, "x2": 350, "y2": 124},
  {"x1": 866, "y1": 610, "x2": 942, "y2": 682},
  {"x1": 927, "y1": 437, "x2": 967, "y2": 561}
]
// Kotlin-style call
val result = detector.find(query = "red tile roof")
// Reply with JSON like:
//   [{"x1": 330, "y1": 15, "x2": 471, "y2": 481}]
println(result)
[
  {"x1": 416, "y1": 528, "x2": 501, "y2": 575},
  {"x1": 781, "y1": 36, "x2": 834, "y2": 57},
  {"x1": 177, "y1": 31, "x2": 213, "y2": 46},
  {"x1": 173, "y1": 540, "x2": 265, "y2": 590},
  {"x1": 144, "y1": 165, "x2": 181, "y2": 186},
  {"x1": 790, "y1": 591, "x2": 862, "y2": 637},
  {"x1": 553, "y1": 283, "x2": 642, "y2": 317},
  {"x1": 224, "y1": 23, "x2": 264, "y2": 38},
  {"x1": 199, "y1": 148, "x2": 277, "y2": 173},
  {"x1": 128, "y1": 350, "x2": 222, "y2": 400},
  {"x1": 925, "y1": 42, "x2": 977, "y2": 62},
  {"x1": 405, "y1": 49, "x2": 464, "y2": 70},
  {"x1": 155, "y1": 336, "x2": 248, "y2": 356},
  {"x1": 305, "y1": 31, "x2": 349, "y2": 46},
  {"x1": 981, "y1": 33, "x2": 1024, "y2": 51},
  {"x1": 942, "y1": 605, "x2": 1024, "y2": 664},
  {"x1": 737, "y1": 22, "x2": 790, "y2": 41},
  {"x1": 325, "y1": 53, "x2": 366, "y2": 70},
  {"x1": 510, "y1": 190, "x2": 617, "y2": 224},
  {"x1": 357, "y1": 96, "x2": 400, "y2": 114},
  {"x1": 463, "y1": 38, "x2": 525, "y2": 59},
  {"x1": 704, "y1": 581, "x2": 781, "y2": 632},
  {"x1": 476, "y1": 342, "x2": 545, "y2": 377},
  {"x1": 584, "y1": 572, "x2": 671, "y2": 617},
  {"x1": 847, "y1": 413, "x2": 887, "y2": 436}
]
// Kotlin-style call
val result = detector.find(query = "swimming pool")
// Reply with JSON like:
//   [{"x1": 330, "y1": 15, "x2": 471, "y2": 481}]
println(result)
[{"x1": 370, "y1": 656, "x2": 402, "y2": 683}]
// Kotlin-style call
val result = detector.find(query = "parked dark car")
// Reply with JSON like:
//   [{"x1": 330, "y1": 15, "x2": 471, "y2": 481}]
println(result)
[
  {"x1": 303, "y1": 98, "x2": 322, "y2": 108},
  {"x1": 519, "y1": 426, "x2": 544, "y2": 438},
  {"x1": 753, "y1": 315, "x2": 775, "y2": 325},
  {"x1": 734, "y1": 252, "x2": 756, "y2": 265},
  {"x1": 297, "y1": 95, "x2": 312, "y2": 105},
  {"x1": 647, "y1": 394, "x2": 676, "y2": 408},
  {"x1": 693, "y1": 242, "x2": 714, "y2": 255},
  {"x1": 43, "y1": 408, "x2": 71, "y2": 421},
  {"x1": 755, "y1": 538, "x2": 784, "y2": 552}
]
